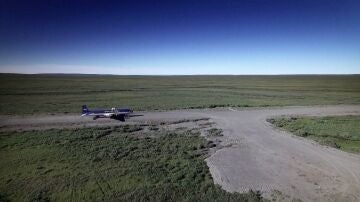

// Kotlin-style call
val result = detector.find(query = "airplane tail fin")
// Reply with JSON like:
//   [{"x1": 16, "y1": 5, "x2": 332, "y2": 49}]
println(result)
[{"x1": 82, "y1": 105, "x2": 89, "y2": 114}]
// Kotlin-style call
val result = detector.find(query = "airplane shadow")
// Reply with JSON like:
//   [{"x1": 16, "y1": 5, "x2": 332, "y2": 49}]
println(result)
[
  {"x1": 111, "y1": 114, "x2": 144, "y2": 122},
  {"x1": 128, "y1": 114, "x2": 144, "y2": 118}
]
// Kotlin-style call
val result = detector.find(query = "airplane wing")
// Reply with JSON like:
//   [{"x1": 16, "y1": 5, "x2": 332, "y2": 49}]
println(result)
[{"x1": 82, "y1": 112, "x2": 116, "y2": 117}]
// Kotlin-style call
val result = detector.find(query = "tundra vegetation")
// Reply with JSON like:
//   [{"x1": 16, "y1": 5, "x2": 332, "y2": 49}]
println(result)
[
  {"x1": 268, "y1": 116, "x2": 360, "y2": 153},
  {"x1": 1, "y1": 74, "x2": 359, "y2": 115},
  {"x1": 0, "y1": 125, "x2": 264, "y2": 201}
]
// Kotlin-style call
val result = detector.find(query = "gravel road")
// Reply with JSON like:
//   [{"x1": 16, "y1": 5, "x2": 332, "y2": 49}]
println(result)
[{"x1": 1, "y1": 105, "x2": 360, "y2": 201}]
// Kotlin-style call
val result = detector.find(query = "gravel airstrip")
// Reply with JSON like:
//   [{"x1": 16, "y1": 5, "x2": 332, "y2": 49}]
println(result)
[{"x1": 1, "y1": 105, "x2": 360, "y2": 202}]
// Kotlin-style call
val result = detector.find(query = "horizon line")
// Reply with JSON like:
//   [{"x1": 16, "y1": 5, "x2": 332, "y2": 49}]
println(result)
[{"x1": 1, "y1": 72, "x2": 359, "y2": 76}]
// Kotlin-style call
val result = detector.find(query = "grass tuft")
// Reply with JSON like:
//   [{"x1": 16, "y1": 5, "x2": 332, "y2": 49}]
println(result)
[{"x1": 207, "y1": 128, "x2": 223, "y2": 137}]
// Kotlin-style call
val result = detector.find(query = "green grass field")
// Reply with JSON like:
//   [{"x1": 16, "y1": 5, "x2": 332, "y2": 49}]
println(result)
[
  {"x1": 0, "y1": 125, "x2": 264, "y2": 201},
  {"x1": 1, "y1": 74, "x2": 359, "y2": 115},
  {"x1": 268, "y1": 116, "x2": 360, "y2": 153}
]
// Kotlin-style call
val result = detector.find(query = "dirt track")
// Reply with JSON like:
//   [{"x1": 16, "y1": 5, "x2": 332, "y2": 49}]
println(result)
[{"x1": 1, "y1": 105, "x2": 360, "y2": 201}]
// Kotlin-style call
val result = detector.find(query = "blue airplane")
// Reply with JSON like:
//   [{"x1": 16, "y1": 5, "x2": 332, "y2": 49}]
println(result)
[{"x1": 81, "y1": 105, "x2": 133, "y2": 121}]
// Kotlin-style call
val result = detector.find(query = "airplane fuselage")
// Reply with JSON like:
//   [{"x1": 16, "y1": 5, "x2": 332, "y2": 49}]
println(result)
[{"x1": 81, "y1": 105, "x2": 133, "y2": 121}]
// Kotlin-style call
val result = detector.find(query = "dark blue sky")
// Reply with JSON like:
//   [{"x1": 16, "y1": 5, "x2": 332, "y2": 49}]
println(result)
[{"x1": 0, "y1": 0, "x2": 359, "y2": 74}]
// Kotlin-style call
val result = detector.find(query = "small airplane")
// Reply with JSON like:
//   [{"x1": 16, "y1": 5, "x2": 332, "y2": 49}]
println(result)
[{"x1": 81, "y1": 105, "x2": 133, "y2": 121}]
